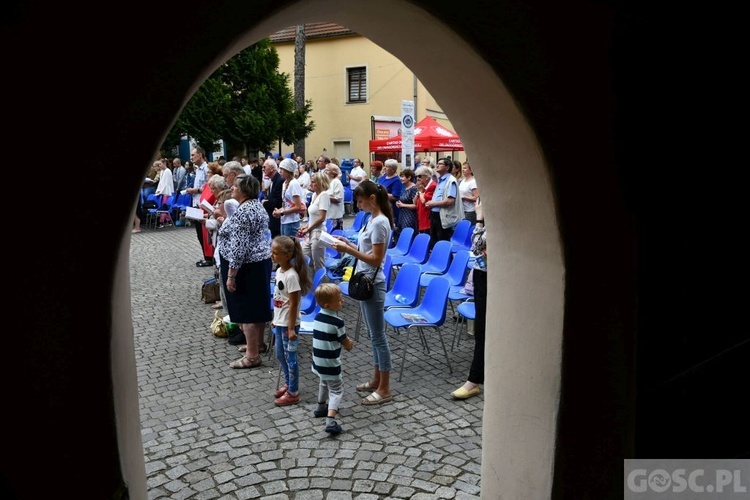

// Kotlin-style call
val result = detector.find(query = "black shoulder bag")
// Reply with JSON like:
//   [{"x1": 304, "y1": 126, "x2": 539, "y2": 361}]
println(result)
[{"x1": 347, "y1": 221, "x2": 380, "y2": 301}]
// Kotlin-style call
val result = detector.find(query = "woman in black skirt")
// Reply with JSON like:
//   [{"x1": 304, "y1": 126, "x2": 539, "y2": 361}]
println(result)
[{"x1": 219, "y1": 175, "x2": 273, "y2": 369}]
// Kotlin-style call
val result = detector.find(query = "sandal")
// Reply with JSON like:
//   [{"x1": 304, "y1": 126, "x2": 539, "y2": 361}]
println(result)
[
  {"x1": 362, "y1": 391, "x2": 392, "y2": 405},
  {"x1": 229, "y1": 356, "x2": 261, "y2": 369},
  {"x1": 356, "y1": 381, "x2": 376, "y2": 392}
]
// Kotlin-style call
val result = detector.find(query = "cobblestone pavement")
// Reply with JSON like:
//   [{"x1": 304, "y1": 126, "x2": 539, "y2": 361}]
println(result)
[{"x1": 130, "y1": 218, "x2": 483, "y2": 499}]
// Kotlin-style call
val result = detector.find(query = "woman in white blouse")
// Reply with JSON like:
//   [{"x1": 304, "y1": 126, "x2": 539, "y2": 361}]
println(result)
[{"x1": 297, "y1": 171, "x2": 331, "y2": 272}]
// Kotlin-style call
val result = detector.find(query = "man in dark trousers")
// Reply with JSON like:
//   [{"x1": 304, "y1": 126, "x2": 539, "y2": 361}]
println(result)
[{"x1": 262, "y1": 158, "x2": 283, "y2": 237}]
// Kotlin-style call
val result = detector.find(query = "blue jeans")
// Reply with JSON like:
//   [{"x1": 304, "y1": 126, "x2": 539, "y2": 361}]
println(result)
[
  {"x1": 274, "y1": 325, "x2": 300, "y2": 394},
  {"x1": 360, "y1": 281, "x2": 392, "y2": 372},
  {"x1": 281, "y1": 220, "x2": 300, "y2": 237}
]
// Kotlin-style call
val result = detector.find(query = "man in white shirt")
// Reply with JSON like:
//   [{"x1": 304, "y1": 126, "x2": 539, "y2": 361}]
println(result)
[
  {"x1": 347, "y1": 158, "x2": 367, "y2": 214},
  {"x1": 187, "y1": 147, "x2": 212, "y2": 266},
  {"x1": 187, "y1": 147, "x2": 208, "y2": 208}
]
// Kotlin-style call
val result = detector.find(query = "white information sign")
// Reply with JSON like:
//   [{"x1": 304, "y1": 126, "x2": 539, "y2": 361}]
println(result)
[{"x1": 400, "y1": 100, "x2": 415, "y2": 169}]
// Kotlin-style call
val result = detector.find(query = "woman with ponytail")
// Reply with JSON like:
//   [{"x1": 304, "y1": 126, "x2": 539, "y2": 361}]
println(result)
[{"x1": 331, "y1": 180, "x2": 394, "y2": 405}]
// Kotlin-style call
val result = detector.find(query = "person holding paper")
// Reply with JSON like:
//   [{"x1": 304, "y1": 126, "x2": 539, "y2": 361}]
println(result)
[
  {"x1": 298, "y1": 171, "x2": 330, "y2": 273},
  {"x1": 272, "y1": 158, "x2": 306, "y2": 237},
  {"x1": 330, "y1": 180, "x2": 394, "y2": 406},
  {"x1": 188, "y1": 147, "x2": 214, "y2": 267},
  {"x1": 192, "y1": 174, "x2": 221, "y2": 267}
]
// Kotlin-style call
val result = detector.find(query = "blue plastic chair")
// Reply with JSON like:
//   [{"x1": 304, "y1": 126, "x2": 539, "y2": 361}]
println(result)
[
  {"x1": 420, "y1": 250, "x2": 471, "y2": 288},
  {"x1": 325, "y1": 229, "x2": 345, "y2": 262},
  {"x1": 453, "y1": 299, "x2": 476, "y2": 351},
  {"x1": 383, "y1": 253, "x2": 393, "y2": 291},
  {"x1": 144, "y1": 194, "x2": 161, "y2": 228},
  {"x1": 174, "y1": 192, "x2": 192, "y2": 210},
  {"x1": 385, "y1": 227, "x2": 414, "y2": 257},
  {"x1": 449, "y1": 219, "x2": 473, "y2": 253},
  {"x1": 390, "y1": 232, "x2": 430, "y2": 268},
  {"x1": 342, "y1": 210, "x2": 367, "y2": 239},
  {"x1": 383, "y1": 263, "x2": 422, "y2": 310},
  {"x1": 300, "y1": 268, "x2": 326, "y2": 314},
  {"x1": 383, "y1": 276, "x2": 453, "y2": 381},
  {"x1": 155, "y1": 192, "x2": 180, "y2": 227},
  {"x1": 343, "y1": 187, "x2": 354, "y2": 215},
  {"x1": 414, "y1": 240, "x2": 452, "y2": 276},
  {"x1": 300, "y1": 305, "x2": 320, "y2": 324}
]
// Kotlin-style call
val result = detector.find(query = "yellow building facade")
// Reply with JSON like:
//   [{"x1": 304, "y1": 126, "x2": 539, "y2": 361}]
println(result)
[{"x1": 271, "y1": 23, "x2": 463, "y2": 169}]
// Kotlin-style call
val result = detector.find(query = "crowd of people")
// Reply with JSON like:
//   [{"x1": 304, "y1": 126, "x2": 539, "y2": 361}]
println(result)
[{"x1": 133, "y1": 146, "x2": 485, "y2": 433}]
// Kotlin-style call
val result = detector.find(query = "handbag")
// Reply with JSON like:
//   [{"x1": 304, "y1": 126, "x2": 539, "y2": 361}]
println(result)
[
  {"x1": 201, "y1": 277, "x2": 220, "y2": 304},
  {"x1": 346, "y1": 220, "x2": 381, "y2": 300},
  {"x1": 210, "y1": 311, "x2": 228, "y2": 338},
  {"x1": 347, "y1": 259, "x2": 380, "y2": 300}
]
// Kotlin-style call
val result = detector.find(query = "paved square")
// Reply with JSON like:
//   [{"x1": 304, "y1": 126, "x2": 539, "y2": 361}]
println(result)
[{"x1": 130, "y1": 218, "x2": 482, "y2": 499}]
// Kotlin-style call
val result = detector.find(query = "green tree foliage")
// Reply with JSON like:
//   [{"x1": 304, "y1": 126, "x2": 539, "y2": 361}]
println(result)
[{"x1": 162, "y1": 39, "x2": 314, "y2": 157}]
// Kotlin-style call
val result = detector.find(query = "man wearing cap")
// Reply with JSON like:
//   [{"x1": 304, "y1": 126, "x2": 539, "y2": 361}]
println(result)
[{"x1": 273, "y1": 158, "x2": 306, "y2": 236}]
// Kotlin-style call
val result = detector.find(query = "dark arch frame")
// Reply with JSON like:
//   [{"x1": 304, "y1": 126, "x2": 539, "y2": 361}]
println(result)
[{"x1": 8, "y1": 1, "x2": 743, "y2": 499}]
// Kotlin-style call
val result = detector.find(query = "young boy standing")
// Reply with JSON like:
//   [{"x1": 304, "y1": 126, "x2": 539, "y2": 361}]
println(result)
[{"x1": 311, "y1": 283, "x2": 354, "y2": 434}]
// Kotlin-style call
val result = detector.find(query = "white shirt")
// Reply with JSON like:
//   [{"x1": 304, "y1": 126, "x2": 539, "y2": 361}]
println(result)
[
  {"x1": 298, "y1": 171, "x2": 311, "y2": 190},
  {"x1": 459, "y1": 177, "x2": 477, "y2": 212},
  {"x1": 307, "y1": 191, "x2": 330, "y2": 229},
  {"x1": 326, "y1": 177, "x2": 345, "y2": 219},
  {"x1": 155, "y1": 168, "x2": 174, "y2": 197},
  {"x1": 348, "y1": 165, "x2": 366, "y2": 191},
  {"x1": 281, "y1": 178, "x2": 305, "y2": 225},
  {"x1": 192, "y1": 162, "x2": 208, "y2": 207}
]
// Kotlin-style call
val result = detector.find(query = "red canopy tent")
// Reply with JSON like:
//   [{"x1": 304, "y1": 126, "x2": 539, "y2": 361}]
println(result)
[{"x1": 368, "y1": 116, "x2": 464, "y2": 153}]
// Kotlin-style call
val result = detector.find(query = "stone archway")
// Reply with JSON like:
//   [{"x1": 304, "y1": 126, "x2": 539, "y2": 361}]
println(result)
[
  {"x1": 113, "y1": 1, "x2": 564, "y2": 497},
  {"x1": 9, "y1": 0, "x2": 647, "y2": 498}
]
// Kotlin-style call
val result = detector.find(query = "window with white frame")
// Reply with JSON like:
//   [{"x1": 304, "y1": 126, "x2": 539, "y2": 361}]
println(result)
[{"x1": 347, "y1": 67, "x2": 367, "y2": 103}]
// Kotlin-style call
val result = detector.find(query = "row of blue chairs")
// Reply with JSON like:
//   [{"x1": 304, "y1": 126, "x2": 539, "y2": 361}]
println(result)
[
  {"x1": 143, "y1": 191, "x2": 192, "y2": 228},
  {"x1": 386, "y1": 219, "x2": 474, "y2": 265},
  {"x1": 340, "y1": 247, "x2": 476, "y2": 381}
]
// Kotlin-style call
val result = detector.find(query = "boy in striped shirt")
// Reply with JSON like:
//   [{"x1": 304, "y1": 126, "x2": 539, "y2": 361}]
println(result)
[{"x1": 311, "y1": 283, "x2": 354, "y2": 434}]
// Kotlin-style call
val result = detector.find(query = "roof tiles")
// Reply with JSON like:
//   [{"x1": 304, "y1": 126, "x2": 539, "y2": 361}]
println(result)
[{"x1": 269, "y1": 22, "x2": 354, "y2": 43}]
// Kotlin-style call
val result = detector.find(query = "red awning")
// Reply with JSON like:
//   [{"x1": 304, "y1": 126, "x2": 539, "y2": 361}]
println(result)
[{"x1": 369, "y1": 116, "x2": 464, "y2": 152}]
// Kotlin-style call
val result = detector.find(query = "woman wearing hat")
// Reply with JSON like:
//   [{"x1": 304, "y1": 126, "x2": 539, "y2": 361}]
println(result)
[{"x1": 273, "y1": 158, "x2": 307, "y2": 237}]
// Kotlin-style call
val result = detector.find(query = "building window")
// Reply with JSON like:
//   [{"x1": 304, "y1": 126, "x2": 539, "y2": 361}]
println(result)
[{"x1": 347, "y1": 67, "x2": 367, "y2": 103}]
